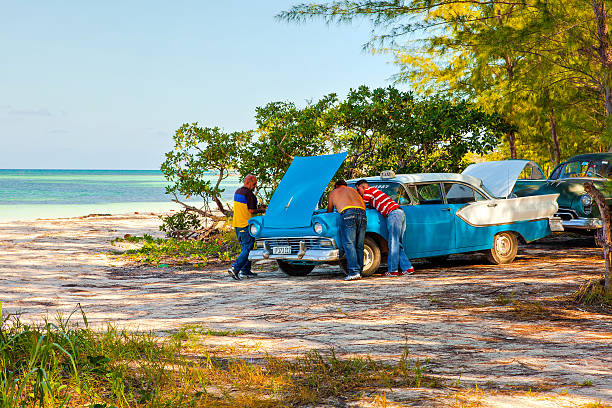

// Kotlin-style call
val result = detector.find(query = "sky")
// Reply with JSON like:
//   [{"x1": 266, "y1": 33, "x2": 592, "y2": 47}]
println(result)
[{"x1": 0, "y1": 1, "x2": 401, "y2": 170}]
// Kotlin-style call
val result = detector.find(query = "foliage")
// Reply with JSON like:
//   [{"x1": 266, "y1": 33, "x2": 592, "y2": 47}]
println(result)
[
  {"x1": 158, "y1": 210, "x2": 203, "y2": 239},
  {"x1": 238, "y1": 95, "x2": 341, "y2": 201},
  {"x1": 277, "y1": 0, "x2": 612, "y2": 166},
  {"x1": 112, "y1": 231, "x2": 240, "y2": 266},
  {"x1": 0, "y1": 308, "x2": 439, "y2": 407},
  {"x1": 161, "y1": 123, "x2": 250, "y2": 215},
  {"x1": 239, "y1": 85, "x2": 509, "y2": 198},
  {"x1": 335, "y1": 86, "x2": 511, "y2": 178}
]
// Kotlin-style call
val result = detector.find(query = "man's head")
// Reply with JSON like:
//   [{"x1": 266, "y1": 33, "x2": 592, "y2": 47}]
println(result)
[
  {"x1": 244, "y1": 174, "x2": 257, "y2": 190},
  {"x1": 355, "y1": 179, "x2": 369, "y2": 195},
  {"x1": 334, "y1": 179, "x2": 347, "y2": 189}
]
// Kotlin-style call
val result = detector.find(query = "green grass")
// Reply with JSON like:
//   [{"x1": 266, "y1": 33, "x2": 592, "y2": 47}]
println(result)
[
  {"x1": 0, "y1": 304, "x2": 440, "y2": 407},
  {"x1": 110, "y1": 232, "x2": 240, "y2": 267}
]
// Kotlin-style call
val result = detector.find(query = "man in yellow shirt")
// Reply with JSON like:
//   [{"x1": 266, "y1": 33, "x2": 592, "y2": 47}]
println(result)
[{"x1": 229, "y1": 175, "x2": 262, "y2": 280}]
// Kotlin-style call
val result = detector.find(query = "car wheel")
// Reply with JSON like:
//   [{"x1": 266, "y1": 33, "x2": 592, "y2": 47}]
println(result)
[
  {"x1": 276, "y1": 260, "x2": 315, "y2": 276},
  {"x1": 486, "y1": 231, "x2": 518, "y2": 264},
  {"x1": 341, "y1": 236, "x2": 381, "y2": 277}
]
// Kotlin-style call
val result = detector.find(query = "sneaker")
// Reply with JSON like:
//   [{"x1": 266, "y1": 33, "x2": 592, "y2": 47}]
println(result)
[
  {"x1": 344, "y1": 273, "x2": 362, "y2": 281},
  {"x1": 239, "y1": 271, "x2": 258, "y2": 278},
  {"x1": 228, "y1": 268, "x2": 240, "y2": 280},
  {"x1": 400, "y1": 267, "x2": 415, "y2": 276},
  {"x1": 384, "y1": 271, "x2": 400, "y2": 277}
]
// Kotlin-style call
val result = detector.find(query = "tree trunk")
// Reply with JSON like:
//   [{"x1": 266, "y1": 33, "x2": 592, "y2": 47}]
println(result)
[
  {"x1": 213, "y1": 168, "x2": 230, "y2": 215},
  {"x1": 592, "y1": 0, "x2": 612, "y2": 70},
  {"x1": 592, "y1": 0, "x2": 612, "y2": 136},
  {"x1": 507, "y1": 132, "x2": 517, "y2": 159},
  {"x1": 584, "y1": 182, "x2": 612, "y2": 292},
  {"x1": 550, "y1": 109, "x2": 561, "y2": 165}
]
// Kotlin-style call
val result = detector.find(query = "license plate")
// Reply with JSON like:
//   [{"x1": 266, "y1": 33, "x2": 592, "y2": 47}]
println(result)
[{"x1": 272, "y1": 246, "x2": 292, "y2": 255}]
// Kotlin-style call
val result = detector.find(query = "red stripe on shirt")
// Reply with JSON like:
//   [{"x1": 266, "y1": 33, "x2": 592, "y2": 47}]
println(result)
[{"x1": 362, "y1": 187, "x2": 400, "y2": 216}]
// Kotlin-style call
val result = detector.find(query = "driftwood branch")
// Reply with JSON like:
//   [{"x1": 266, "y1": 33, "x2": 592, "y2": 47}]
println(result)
[
  {"x1": 584, "y1": 182, "x2": 611, "y2": 292},
  {"x1": 171, "y1": 199, "x2": 229, "y2": 221}
]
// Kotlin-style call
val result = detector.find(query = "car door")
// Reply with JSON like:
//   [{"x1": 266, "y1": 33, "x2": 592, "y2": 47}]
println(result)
[
  {"x1": 443, "y1": 182, "x2": 490, "y2": 249},
  {"x1": 403, "y1": 182, "x2": 455, "y2": 256}
]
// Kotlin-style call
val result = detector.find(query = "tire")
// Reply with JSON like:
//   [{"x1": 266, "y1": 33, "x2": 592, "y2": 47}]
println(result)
[
  {"x1": 276, "y1": 260, "x2": 315, "y2": 277},
  {"x1": 486, "y1": 231, "x2": 518, "y2": 264},
  {"x1": 340, "y1": 236, "x2": 382, "y2": 277}
]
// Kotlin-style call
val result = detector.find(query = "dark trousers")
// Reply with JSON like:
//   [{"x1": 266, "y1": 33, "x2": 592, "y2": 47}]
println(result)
[
  {"x1": 339, "y1": 208, "x2": 367, "y2": 276},
  {"x1": 232, "y1": 226, "x2": 255, "y2": 273}
]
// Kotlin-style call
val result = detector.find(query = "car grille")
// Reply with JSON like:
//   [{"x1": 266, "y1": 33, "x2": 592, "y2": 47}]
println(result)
[
  {"x1": 555, "y1": 209, "x2": 578, "y2": 221},
  {"x1": 257, "y1": 237, "x2": 335, "y2": 253}
]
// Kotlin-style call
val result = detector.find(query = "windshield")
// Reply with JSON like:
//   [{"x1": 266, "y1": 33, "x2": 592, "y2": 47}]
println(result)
[
  {"x1": 347, "y1": 181, "x2": 413, "y2": 205},
  {"x1": 555, "y1": 159, "x2": 612, "y2": 180}
]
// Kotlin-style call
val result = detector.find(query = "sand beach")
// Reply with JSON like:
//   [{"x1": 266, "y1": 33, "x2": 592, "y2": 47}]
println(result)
[{"x1": 1, "y1": 210, "x2": 611, "y2": 407}]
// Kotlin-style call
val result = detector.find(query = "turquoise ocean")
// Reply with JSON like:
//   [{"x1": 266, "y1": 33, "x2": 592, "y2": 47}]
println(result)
[{"x1": 0, "y1": 169, "x2": 241, "y2": 221}]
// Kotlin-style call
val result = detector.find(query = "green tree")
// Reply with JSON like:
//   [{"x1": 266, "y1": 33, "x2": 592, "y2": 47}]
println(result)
[
  {"x1": 278, "y1": 0, "x2": 612, "y2": 164},
  {"x1": 336, "y1": 86, "x2": 511, "y2": 177},
  {"x1": 161, "y1": 123, "x2": 249, "y2": 215},
  {"x1": 241, "y1": 86, "x2": 510, "y2": 196},
  {"x1": 238, "y1": 95, "x2": 341, "y2": 201}
]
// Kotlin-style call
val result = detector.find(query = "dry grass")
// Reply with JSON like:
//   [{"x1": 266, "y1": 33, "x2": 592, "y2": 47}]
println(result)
[
  {"x1": 0, "y1": 305, "x2": 441, "y2": 408},
  {"x1": 569, "y1": 277, "x2": 612, "y2": 309}
]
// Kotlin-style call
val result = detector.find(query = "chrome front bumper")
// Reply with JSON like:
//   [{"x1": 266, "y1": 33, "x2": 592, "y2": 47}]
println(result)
[
  {"x1": 548, "y1": 217, "x2": 564, "y2": 232},
  {"x1": 562, "y1": 217, "x2": 602, "y2": 230},
  {"x1": 249, "y1": 248, "x2": 340, "y2": 261}
]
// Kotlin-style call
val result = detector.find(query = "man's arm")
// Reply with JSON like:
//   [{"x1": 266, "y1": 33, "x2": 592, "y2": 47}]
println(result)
[
  {"x1": 326, "y1": 191, "x2": 335, "y2": 212},
  {"x1": 246, "y1": 190, "x2": 260, "y2": 213}
]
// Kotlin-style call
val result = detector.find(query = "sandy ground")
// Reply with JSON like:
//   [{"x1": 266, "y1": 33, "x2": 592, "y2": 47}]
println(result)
[{"x1": 1, "y1": 212, "x2": 611, "y2": 407}]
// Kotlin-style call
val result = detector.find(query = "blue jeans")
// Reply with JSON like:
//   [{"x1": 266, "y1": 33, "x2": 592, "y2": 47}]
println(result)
[
  {"x1": 387, "y1": 209, "x2": 413, "y2": 273},
  {"x1": 340, "y1": 208, "x2": 367, "y2": 277},
  {"x1": 232, "y1": 227, "x2": 255, "y2": 273}
]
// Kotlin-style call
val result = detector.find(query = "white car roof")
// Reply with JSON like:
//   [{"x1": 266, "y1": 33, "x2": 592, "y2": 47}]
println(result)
[{"x1": 348, "y1": 173, "x2": 487, "y2": 191}]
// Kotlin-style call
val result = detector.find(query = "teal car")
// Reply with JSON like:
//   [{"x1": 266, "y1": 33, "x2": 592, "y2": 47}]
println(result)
[
  {"x1": 524, "y1": 153, "x2": 612, "y2": 232},
  {"x1": 248, "y1": 153, "x2": 562, "y2": 277}
]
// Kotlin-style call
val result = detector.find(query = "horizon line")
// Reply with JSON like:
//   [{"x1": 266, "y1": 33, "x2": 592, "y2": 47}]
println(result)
[{"x1": 0, "y1": 168, "x2": 161, "y2": 171}]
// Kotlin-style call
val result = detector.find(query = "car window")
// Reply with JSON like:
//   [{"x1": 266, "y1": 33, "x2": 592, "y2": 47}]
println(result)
[
  {"x1": 586, "y1": 160, "x2": 611, "y2": 178},
  {"x1": 518, "y1": 163, "x2": 545, "y2": 180},
  {"x1": 406, "y1": 183, "x2": 443, "y2": 205},
  {"x1": 443, "y1": 183, "x2": 487, "y2": 204},
  {"x1": 549, "y1": 164, "x2": 563, "y2": 180},
  {"x1": 347, "y1": 182, "x2": 414, "y2": 205},
  {"x1": 560, "y1": 160, "x2": 611, "y2": 179},
  {"x1": 561, "y1": 161, "x2": 584, "y2": 178}
]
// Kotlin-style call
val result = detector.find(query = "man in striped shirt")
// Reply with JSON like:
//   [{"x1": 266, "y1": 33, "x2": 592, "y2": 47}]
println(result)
[{"x1": 355, "y1": 179, "x2": 414, "y2": 277}]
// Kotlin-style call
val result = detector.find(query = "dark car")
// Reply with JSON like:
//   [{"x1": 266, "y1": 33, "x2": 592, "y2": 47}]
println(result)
[{"x1": 523, "y1": 153, "x2": 612, "y2": 232}]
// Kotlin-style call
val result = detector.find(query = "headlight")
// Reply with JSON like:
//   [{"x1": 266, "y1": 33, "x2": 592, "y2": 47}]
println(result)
[
  {"x1": 313, "y1": 222, "x2": 323, "y2": 234},
  {"x1": 581, "y1": 194, "x2": 592, "y2": 214},
  {"x1": 249, "y1": 223, "x2": 259, "y2": 236}
]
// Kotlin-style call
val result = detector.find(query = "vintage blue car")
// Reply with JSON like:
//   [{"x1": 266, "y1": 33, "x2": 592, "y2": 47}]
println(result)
[{"x1": 248, "y1": 153, "x2": 562, "y2": 277}]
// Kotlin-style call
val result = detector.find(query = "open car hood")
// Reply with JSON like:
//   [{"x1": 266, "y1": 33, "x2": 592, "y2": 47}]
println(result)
[
  {"x1": 462, "y1": 160, "x2": 542, "y2": 198},
  {"x1": 264, "y1": 152, "x2": 348, "y2": 228}
]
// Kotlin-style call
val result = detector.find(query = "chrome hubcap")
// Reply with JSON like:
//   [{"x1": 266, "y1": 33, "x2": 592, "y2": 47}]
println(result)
[
  {"x1": 363, "y1": 245, "x2": 373, "y2": 270},
  {"x1": 495, "y1": 235, "x2": 511, "y2": 257}
]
